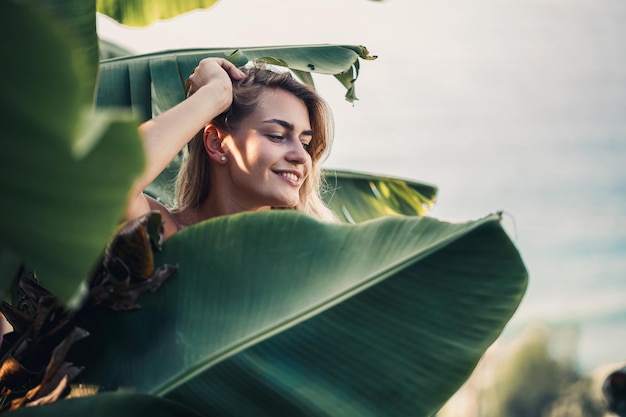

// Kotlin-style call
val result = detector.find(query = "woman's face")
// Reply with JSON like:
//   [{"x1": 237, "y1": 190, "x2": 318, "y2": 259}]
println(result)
[{"x1": 222, "y1": 88, "x2": 313, "y2": 210}]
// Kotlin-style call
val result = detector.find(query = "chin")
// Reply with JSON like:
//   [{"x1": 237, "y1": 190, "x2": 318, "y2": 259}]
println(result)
[{"x1": 272, "y1": 195, "x2": 300, "y2": 209}]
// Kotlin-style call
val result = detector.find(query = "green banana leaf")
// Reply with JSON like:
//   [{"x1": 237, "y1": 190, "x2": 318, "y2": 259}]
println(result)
[
  {"x1": 97, "y1": 45, "x2": 376, "y2": 121},
  {"x1": 71, "y1": 211, "x2": 528, "y2": 417},
  {"x1": 324, "y1": 169, "x2": 437, "y2": 220},
  {"x1": 30, "y1": 0, "x2": 99, "y2": 107},
  {"x1": 0, "y1": 1, "x2": 145, "y2": 305}
]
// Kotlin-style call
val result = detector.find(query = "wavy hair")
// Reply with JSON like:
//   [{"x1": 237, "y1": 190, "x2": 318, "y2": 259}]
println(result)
[{"x1": 175, "y1": 65, "x2": 337, "y2": 221}]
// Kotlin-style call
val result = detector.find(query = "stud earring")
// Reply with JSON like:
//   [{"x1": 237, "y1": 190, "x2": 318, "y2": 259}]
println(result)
[{"x1": 220, "y1": 156, "x2": 227, "y2": 162}]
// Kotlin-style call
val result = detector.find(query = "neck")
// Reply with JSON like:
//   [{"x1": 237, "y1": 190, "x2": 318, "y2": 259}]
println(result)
[{"x1": 193, "y1": 187, "x2": 270, "y2": 223}]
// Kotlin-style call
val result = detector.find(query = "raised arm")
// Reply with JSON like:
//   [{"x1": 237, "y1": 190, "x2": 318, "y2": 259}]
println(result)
[{"x1": 125, "y1": 58, "x2": 246, "y2": 221}]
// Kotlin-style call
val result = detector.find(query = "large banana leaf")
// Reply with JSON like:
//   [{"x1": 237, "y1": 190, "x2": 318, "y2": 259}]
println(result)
[
  {"x1": 97, "y1": 45, "x2": 376, "y2": 122},
  {"x1": 26, "y1": 0, "x2": 99, "y2": 107},
  {"x1": 325, "y1": 169, "x2": 438, "y2": 220},
  {"x1": 71, "y1": 211, "x2": 528, "y2": 417},
  {"x1": 0, "y1": 1, "x2": 145, "y2": 305}
]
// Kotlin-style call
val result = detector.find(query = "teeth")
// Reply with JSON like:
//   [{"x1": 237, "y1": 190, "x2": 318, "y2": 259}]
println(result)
[{"x1": 280, "y1": 172, "x2": 299, "y2": 181}]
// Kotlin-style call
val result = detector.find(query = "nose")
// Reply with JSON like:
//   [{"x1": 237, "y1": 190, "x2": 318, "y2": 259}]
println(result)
[{"x1": 285, "y1": 138, "x2": 310, "y2": 165}]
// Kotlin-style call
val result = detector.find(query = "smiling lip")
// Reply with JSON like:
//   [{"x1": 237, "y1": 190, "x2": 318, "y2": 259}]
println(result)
[{"x1": 274, "y1": 169, "x2": 303, "y2": 186}]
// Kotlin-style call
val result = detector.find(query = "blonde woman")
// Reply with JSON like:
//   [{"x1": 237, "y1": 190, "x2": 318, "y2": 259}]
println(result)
[{"x1": 125, "y1": 58, "x2": 336, "y2": 239}]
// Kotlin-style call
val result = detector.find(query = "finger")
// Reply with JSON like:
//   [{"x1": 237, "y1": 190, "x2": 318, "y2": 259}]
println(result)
[{"x1": 218, "y1": 59, "x2": 246, "y2": 80}]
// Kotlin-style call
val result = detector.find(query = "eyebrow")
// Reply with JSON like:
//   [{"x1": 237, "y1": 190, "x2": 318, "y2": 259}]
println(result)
[{"x1": 263, "y1": 119, "x2": 313, "y2": 137}]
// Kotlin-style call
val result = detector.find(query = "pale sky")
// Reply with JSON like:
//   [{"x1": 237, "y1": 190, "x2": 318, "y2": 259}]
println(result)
[{"x1": 97, "y1": 0, "x2": 415, "y2": 53}]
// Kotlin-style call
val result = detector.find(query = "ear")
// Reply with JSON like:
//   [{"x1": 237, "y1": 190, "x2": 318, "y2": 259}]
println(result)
[{"x1": 203, "y1": 124, "x2": 228, "y2": 164}]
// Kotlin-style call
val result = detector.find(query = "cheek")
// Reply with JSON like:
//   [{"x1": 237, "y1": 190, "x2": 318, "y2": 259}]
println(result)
[
  {"x1": 244, "y1": 144, "x2": 270, "y2": 170},
  {"x1": 230, "y1": 136, "x2": 263, "y2": 168}
]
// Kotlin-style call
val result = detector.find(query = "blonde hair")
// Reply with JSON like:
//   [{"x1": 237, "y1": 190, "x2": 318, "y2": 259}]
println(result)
[{"x1": 175, "y1": 65, "x2": 337, "y2": 221}]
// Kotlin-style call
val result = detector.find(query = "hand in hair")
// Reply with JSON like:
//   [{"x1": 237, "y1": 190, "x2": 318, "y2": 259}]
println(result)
[{"x1": 187, "y1": 57, "x2": 246, "y2": 100}]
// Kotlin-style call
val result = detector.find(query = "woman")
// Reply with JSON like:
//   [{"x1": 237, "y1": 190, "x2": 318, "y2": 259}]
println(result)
[{"x1": 125, "y1": 58, "x2": 336, "y2": 239}]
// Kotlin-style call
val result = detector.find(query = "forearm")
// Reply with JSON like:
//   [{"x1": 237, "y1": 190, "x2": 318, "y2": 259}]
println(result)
[
  {"x1": 123, "y1": 57, "x2": 245, "y2": 221},
  {"x1": 132, "y1": 84, "x2": 230, "y2": 195}
]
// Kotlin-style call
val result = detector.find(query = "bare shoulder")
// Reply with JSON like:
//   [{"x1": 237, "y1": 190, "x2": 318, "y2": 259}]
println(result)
[{"x1": 146, "y1": 195, "x2": 181, "y2": 240}]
